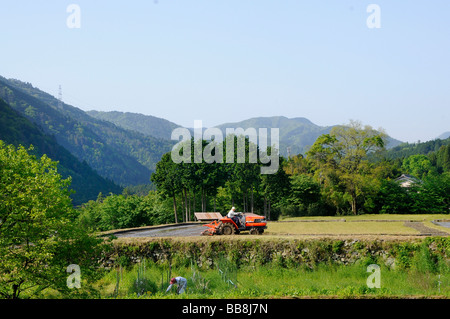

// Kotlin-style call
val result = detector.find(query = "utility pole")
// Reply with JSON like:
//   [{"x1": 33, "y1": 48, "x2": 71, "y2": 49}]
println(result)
[{"x1": 58, "y1": 85, "x2": 63, "y2": 109}]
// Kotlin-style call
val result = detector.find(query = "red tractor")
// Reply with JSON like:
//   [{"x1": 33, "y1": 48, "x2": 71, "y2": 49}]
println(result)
[{"x1": 202, "y1": 213, "x2": 267, "y2": 236}]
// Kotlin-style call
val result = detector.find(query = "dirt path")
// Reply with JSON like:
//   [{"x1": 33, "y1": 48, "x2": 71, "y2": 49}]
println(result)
[{"x1": 403, "y1": 221, "x2": 449, "y2": 236}]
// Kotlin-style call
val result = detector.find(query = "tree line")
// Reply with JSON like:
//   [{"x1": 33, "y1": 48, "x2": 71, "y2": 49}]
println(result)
[
  {"x1": 147, "y1": 121, "x2": 450, "y2": 222},
  {"x1": 76, "y1": 121, "x2": 450, "y2": 231}
]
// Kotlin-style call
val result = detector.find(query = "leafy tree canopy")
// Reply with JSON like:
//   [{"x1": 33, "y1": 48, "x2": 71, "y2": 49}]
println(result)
[
  {"x1": 307, "y1": 121, "x2": 386, "y2": 214},
  {"x1": 0, "y1": 141, "x2": 107, "y2": 298}
]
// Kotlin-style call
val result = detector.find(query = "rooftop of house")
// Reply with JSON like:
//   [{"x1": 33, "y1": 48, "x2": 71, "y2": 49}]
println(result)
[{"x1": 394, "y1": 174, "x2": 420, "y2": 187}]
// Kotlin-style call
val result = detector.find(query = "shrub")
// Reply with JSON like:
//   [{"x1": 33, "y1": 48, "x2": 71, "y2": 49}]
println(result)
[{"x1": 128, "y1": 277, "x2": 158, "y2": 296}]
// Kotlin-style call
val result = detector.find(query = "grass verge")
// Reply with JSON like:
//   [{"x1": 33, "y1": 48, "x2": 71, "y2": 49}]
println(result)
[{"x1": 95, "y1": 258, "x2": 449, "y2": 299}]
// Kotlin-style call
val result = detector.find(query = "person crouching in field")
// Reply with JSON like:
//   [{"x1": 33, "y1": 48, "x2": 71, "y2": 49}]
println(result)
[{"x1": 166, "y1": 277, "x2": 187, "y2": 294}]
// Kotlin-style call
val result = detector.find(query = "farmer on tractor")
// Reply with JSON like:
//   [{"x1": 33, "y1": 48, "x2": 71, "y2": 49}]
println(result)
[
  {"x1": 227, "y1": 207, "x2": 241, "y2": 227},
  {"x1": 201, "y1": 206, "x2": 267, "y2": 236}
]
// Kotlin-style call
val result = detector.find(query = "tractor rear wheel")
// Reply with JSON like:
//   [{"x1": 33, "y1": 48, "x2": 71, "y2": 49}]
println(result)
[{"x1": 222, "y1": 224, "x2": 235, "y2": 235}]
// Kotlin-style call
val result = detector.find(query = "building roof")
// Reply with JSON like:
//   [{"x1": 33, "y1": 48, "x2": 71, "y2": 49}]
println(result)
[
  {"x1": 394, "y1": 174, "x2": 419, "y2": 187},
  {"x1": 194, "y1": 212, "x2": 223, "y2": 221}
]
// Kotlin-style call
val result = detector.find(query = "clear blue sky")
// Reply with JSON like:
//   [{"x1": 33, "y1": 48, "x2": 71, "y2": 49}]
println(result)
[{"x1": 1, "y1": 0, "x2": 449, "y2": 143}]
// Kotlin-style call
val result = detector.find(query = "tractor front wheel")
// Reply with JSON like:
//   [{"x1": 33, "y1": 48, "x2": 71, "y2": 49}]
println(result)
[{"x1": 222, "y1": 224, "x2": 235, "y2": 235}]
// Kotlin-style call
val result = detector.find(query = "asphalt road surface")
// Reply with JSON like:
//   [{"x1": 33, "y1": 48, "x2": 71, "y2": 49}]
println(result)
[
  {"x1": 435, "y1": 221, "x2": 450, "y2": 228},
  {"x1": 113, "y1": 224, "x2": 206, "y2": 238}
]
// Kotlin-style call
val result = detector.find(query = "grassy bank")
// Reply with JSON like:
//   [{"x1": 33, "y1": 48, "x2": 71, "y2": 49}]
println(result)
[
  {"x1": 97, "y1": 236, "x2": 449, "y2": 299},
  {"x1": 96, "y1": 256, "x2": 449, "y2": 299}
]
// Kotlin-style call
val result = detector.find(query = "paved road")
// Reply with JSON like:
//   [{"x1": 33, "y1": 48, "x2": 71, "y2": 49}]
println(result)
[
  {"x1": 113, "y1": 224, "x2": 206, "y2": 238},
  {"x1": 435, "y1": 221, "x2": 450, "y2": 228},
  {"x1": 404, "y1": 221, "x2": 449, "y2": 236}
]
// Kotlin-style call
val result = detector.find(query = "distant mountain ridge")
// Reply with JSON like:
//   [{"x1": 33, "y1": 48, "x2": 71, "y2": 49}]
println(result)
[
  {"x1": 215, "y1": 116, "x2": 333, "y2": 156},
  {"x1": 382, "y1": 136, "x2": 450, "y2": 160},
  {"x1": 0, "y1": 75, "x2": 404, "y2": 188},
  {"x1": 85, "y1": 111, "x2": 334, "y2": 156},
  {"x1": 0, "y1": 98, "x2": 121, "y2": 205},
  {"x1": 437, "y1": 131, "x2": 450, "y2": 140},
  {"x1": 87, "y1": 110, "x2": 179, "y2": 140},
  {"x1": 87, "y1": 111, "x2": 403, "y2": 157},
  {"x1": 2, "y1": 74, "x2": 444, "y2": 209},
  {"x1": 0, "y1": 76, "x2": 173, "y2": 186}
]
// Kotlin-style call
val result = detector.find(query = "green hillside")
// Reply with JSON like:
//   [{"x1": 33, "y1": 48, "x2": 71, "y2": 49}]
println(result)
[
  {"x1": 87, "y1": 110, "x2": 179, "y2": 140},
  {"x1": 0, "y1": 76, "x2": 173, "y2": 186},
  {"x1": 87, "y1": 112, "x2": 404, "y2": 159},
  {"x1": 216, "y1": 116, "x2": 402, "y2": 157},
  {"x1": 382, "y1": 137, "x2": 450, "y2": 160},
  {"x1": 0, "y1": 98, "x2": 122, "y2": 205},
  {"x1": 220, "y1": 116, "x2": 332, "y2": 156}
]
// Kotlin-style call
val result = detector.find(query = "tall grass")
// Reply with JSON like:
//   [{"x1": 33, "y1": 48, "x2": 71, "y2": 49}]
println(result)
[{"x1": 96, "y1": 255, "x2": 449, "y2": 298}]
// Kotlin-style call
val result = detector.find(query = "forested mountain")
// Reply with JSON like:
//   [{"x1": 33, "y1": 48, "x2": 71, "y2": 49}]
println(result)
[
  {"x1": 0, "y1": 76, "x2": 174, "y2": 186},
  {"x1": 215, "y1": 116, "x2": 331, "y2": 156},
  {"x1": 0, "y1": 75, "x2": 416, "y2": 196},
  {"x1": 215, "y1": 116, "x2": 402, "y2": 157},
  {"x1": 87, "y1": 111, "x2": 404, "y2": 159},
  {"x1": 382, "y1": 137, "x2": 450, "y2": 160},
  {"x1": 87, "y1": 110, "x2": 179, "y2": 140},
  {"x1": 0, "y1": 98, "x2": 122, "y2": 205},
  {"x1": 89, "y1": 112, "x2": 334, "y2": 156}
]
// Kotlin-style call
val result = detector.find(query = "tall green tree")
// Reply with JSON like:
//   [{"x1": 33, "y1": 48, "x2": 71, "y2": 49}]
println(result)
[
  {"x1": 283, "y1": 154, "x2": 311, "y2": 175},
  {"x1": 374, "y1": 180, "x2": 411, "y2": 214},
  {"x1": 307, "y1": 121, "x2": 386, "y2": 214},
  {"x1": 409, "y1": 173, "x2": 450, "y2": 214},
  {"x1": 260, "y1": 157, "x2": 291, "y2": 219},
  {"x1": 289, "y1": 174, "x2": 321, "y2": 209},
  {"x1": 438, "y1": 145, "x2": 450, "y2": 172},
  {"x1": 151, "y1": 152, "x2": 181, "y2": 223},
  {"x1": 0, "y1": 141, "x2": 106, "y2": 298},
  {"x1": 224, "y1": 134, "x2": 262, "y2": 212},
  {"x1": 402, "y1": 154, "x2": 437, "y2": 179}
]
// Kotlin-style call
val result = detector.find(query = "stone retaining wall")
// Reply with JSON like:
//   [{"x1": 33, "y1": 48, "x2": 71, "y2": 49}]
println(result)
[{"x1": 101, "y1": 237, "x2": 449, "y2": 271}]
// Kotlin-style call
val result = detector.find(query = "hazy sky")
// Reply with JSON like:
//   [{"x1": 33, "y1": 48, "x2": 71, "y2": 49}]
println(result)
[{"x1": 1, "y1": 1, "x2": 449, "y2": 142}]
